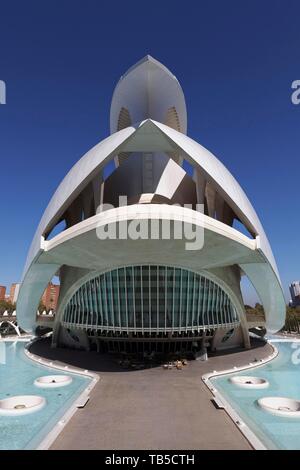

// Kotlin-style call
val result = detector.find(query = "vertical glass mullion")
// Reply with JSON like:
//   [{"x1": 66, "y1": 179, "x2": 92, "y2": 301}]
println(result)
[
  {"x1": 225, "y1": 296, "x2": 230, "y2": 324},
  {"x1": 213, "y1": 283, "x2": 217, "y2": 327},
  {"x1": 72, "y1": 293, "x2": 76, "y2": 325},
  {"x1": 227, "y1": 298, "x2": 232, "y2": 324},
  {"x1": 82, "y1": 284, "x2": 87, "y2": 327},
  {"x1": 79, "y1": 285, "x2": 84, "y2": 326},
  {"x1": 75, "y1": 290, "x2": 79, "y2": 325},
  {"x1": 197, "y1": 276, "x2": 202, "y2": 330},
  {"x1": 206, "y1": 279, "x2": 211, "y2": 327},
  {"x1": 216, "y1": 285, "x2": 220, "y2": 327},
  {"x1": 157, "y1": 265, "x2": 159, "y2": 332},
  {"x1": 132, "y1": 266, "x2": 136, "y2": 331},
  {"x1": 98, "y1": 277, "x2": 103, "y2": 328},
  {"x1": 86, "y1": 282, "x2": 91, "y2": 329},
  {"x1": 202, "y1": 278, "x2": 207, "y2": 329},
  {"x1": 85, "y1": 282, "x2": 89, "y2": 328},
  {"x1": 75, "y1": 290, "x2": 79, "y2": 326},
  {"x1": 70, "y1": 302, "x2": 74, "y2": 324},
  {"x1": 149, "y1": 265, "x2": 151, "y2": 333},
  {"x1": 219, "y1": 287, "x2": 224, "y2": 326},
  {"x1": 117, "y1": 269, "x2": 121, "y2": 328},
  {"x1": 212, "y1": 282, "x2": 216, "y2": 327},
  {"x1": 221, "y1": 289, "x2": 226, "y2": 325},
  {"x1": 225, "y1": 293, "x2": 230, "y2": 325},
  {"x1": 75, "y1": 291, "x2": 80, "y2": 326},
  {"x1": 165, "y1": 266, "x2": 167, "y2": 332},
  {"x1": 172, "y1": 267, "x2": 175, "y2": 331},
  {"x1": 219, "y1": 288, "x2": 224, "y2": 326},
  {"x1": 186, "y1": 271, "x2": 190, "y2": 331},
  {"x1": 64, "y1": 302, "x2": 68, "y2": 324},
  {"x1": 110, "y1": 272, "x2": 114, "y2": 330},
  {"x1": 81, "y1": 281, "x2": 90, "y2": 326},
  {"x1": 71, "y1": 292, "x2": 79, "y2": 325},
  {"x1": 81, "y1": 284, "x2": 86, "y2": 327},
  {"x1": 224, "y1": 290, "x2": 228, "y2": 326},
  {"x1": 90, "y1": 281, "x2": 95, "y2": 328},
  {"x1": 86, "y1": 282, "x2": 91, "y2": 327},
  {"x1": 192, "y1": 273, "x2": 196, "y2": 329},
  {"x1": 141, "y1": 266, "x2": 143, "y2": 333},
  {"x1": 124, "y1": 267, "x2": 128, "y2": 332},
  {"x1": 94, "y1": 278, "x2": 99, "y2": 330},
  {"x1": 103, "y1": 274, "x2": 109, "y2": 328},
  {"x1": 179, "y1": 269, "x2": 183, "y2": 331},
  {"x1": 79, "y1": 287, "x2": 84, "y2": 327}
]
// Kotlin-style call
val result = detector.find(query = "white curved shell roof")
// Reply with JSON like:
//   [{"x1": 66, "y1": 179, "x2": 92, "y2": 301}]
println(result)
[
  {"x1": 23, "y1": 119, "x2": 279, "y2": 277},
  {"x1": 18, "y1": 57, "x2": 285, "y2": 334},
  {"x1": 110, "y1": 56, "x2": 187, "y2": 134}
]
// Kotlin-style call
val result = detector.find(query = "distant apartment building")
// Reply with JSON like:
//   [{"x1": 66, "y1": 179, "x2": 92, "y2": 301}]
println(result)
[
  {"x1": 9, "y1": 283, "x2": 20, "y2": 304},
  {"x1": 0, "y1": 286, "x2": 6, "y2": 301},
  {"x1": 289, "y1": 281, "x2": 300, "y2": 307},
  {"x1": 42, "y1": 283, "x2": 60, "y2": 311}
]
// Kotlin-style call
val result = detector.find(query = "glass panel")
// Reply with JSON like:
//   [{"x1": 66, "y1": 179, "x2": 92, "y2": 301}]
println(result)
[{"x1": 63, "y1": 266, "x2": 240, "y2": 332}]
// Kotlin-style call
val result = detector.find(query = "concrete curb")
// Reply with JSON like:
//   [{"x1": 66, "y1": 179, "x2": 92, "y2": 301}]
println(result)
[
  {"x1": 23, "y1": 337, "x2": 99, "y2": 450},
  {"x1": 202, "y1": 341, "x2": 279, "y2": 450}
]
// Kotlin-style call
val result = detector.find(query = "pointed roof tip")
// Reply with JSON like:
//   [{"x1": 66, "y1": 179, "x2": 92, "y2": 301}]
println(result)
[
  {"x1": 141, "y1": 54, "x2": 157, "y2": 63},
  {"x1": 141, "y1": 54, "x2": 154, "y2": 61},
  {"x1": 121, "y1": 55, "x2": 176, "y2": 81}
]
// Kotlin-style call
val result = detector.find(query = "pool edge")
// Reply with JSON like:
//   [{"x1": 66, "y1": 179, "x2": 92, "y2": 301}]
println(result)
[
  {"x1": 201, "y1": 340, "x2": 279, "y2": 451},
  {"x1": 23, "y1": 337, "x2": 99, "y2": 450}
]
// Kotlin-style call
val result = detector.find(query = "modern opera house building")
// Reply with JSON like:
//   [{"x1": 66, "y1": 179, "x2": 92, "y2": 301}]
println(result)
[{"x1": 17, "y1": 56, "x2": 286, "y2": 355}]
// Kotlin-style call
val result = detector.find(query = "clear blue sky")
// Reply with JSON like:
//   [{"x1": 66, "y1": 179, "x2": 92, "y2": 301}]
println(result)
[{"x1": 0, "y1": 0, "x2": 299, "y2": 303}]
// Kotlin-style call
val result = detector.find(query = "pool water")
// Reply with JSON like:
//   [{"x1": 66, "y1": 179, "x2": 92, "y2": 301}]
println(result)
[
  {"x1": 0, "y1": 340, "x2": 90, "y2": 449},
  {"x1": 212, "y1": 340, "x2": 300, "y2": 449}
]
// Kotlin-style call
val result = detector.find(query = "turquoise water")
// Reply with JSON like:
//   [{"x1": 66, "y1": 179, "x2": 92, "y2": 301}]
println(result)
[
  {"x1": 0, "y1": 340, "x2": 90, "y2": 449},
  {"x1": 212, "y1": 341, "x2": 300, "y2": 449}
]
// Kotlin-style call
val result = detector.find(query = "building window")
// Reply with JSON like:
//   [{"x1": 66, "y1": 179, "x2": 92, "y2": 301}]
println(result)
[{"x1": 62, "y1": 265, "x2": 239, "y2": 333}]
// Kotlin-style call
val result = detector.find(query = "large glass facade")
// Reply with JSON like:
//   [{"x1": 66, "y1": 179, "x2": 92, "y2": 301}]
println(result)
[{"x1": 62, "y1": 265, "x2": 239, "y2": 333}]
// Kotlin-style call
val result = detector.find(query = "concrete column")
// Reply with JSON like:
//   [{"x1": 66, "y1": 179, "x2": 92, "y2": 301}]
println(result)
[
  {"x1": 205, "y1": 182, "x2": 216, "y2": 218},
  {"x1": 215, "y1": 193, "x2": 224, "y2": 222},
  {"x1": 82, "y1": 183, "x2": 94, "y2": 219},
  {"x1": 193, "y1": 169, "x2": 205, "y2": 205},
  {"x1": 206, "y1": 265, "x2": 251, "y2": 349},
  {"x1": 92, "y1": 171, "x2": 103, "y2": 212},
  {"x1": 223, "y1": 202, "x2": 235, "y2": 227},
  {"x1": 52, "y1": 265, "x2": 91, "y2": 348},
  {"x1": 65, "y1": 196, "x2": 82, "y2": 228}
]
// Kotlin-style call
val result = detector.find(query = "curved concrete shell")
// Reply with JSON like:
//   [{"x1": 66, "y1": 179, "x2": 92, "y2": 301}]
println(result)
[
  {"x1": 17, "y1": 56, "x2": 285, "y2": 353},
  {"x1": 110, "y1": 55, "x2": 187, "y2": 135}
]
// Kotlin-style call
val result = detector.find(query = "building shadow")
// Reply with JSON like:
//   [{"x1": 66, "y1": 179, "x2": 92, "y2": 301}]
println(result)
[{"x1": 29, "y1": 336, "x2": 268, "y2": 374}]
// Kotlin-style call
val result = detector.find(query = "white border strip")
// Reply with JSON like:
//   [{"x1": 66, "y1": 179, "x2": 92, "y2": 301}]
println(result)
[
  {"x1": 202, "y1": 341, "x2": 279, "y2": 450},
  {"x1": 0, "y1": 335, "x2": 32, "y2": 342},
  {"x1": 22, "y1": 337, "x2": 99, "y2": 450}
]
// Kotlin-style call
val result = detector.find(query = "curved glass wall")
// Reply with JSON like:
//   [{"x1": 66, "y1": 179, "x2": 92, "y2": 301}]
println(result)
[{"x1": 62, "y1": 265, "x2": 239, "y2": 333}]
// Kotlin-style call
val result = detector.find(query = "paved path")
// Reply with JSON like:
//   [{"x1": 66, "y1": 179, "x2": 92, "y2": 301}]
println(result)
[{"x1": 30, "y1": 339, "x2": 273, "y2": 450}]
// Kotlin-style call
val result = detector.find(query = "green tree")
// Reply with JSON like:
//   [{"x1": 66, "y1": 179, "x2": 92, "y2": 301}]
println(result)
[{"x1": 0, "y1": 300, "x2": 16, "y2": 315}]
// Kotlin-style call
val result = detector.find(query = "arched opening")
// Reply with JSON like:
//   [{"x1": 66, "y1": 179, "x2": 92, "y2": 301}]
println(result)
[
  {"x1": 45, "y1": 219, "x2": 67, "y2": 241},
  {"x1": 61, "y1": 265, "x2": 240, "y2": 355}
]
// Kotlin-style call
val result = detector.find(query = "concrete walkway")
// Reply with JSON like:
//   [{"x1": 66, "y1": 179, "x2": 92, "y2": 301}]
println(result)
[{"x1": 30, "y1": 339, "x2": 273, "y2": 450}]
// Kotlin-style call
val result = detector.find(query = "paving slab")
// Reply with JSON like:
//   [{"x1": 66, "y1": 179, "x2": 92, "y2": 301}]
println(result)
[{"x1": 30, "y1": 339, "x2": 272, "y2": 450}]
